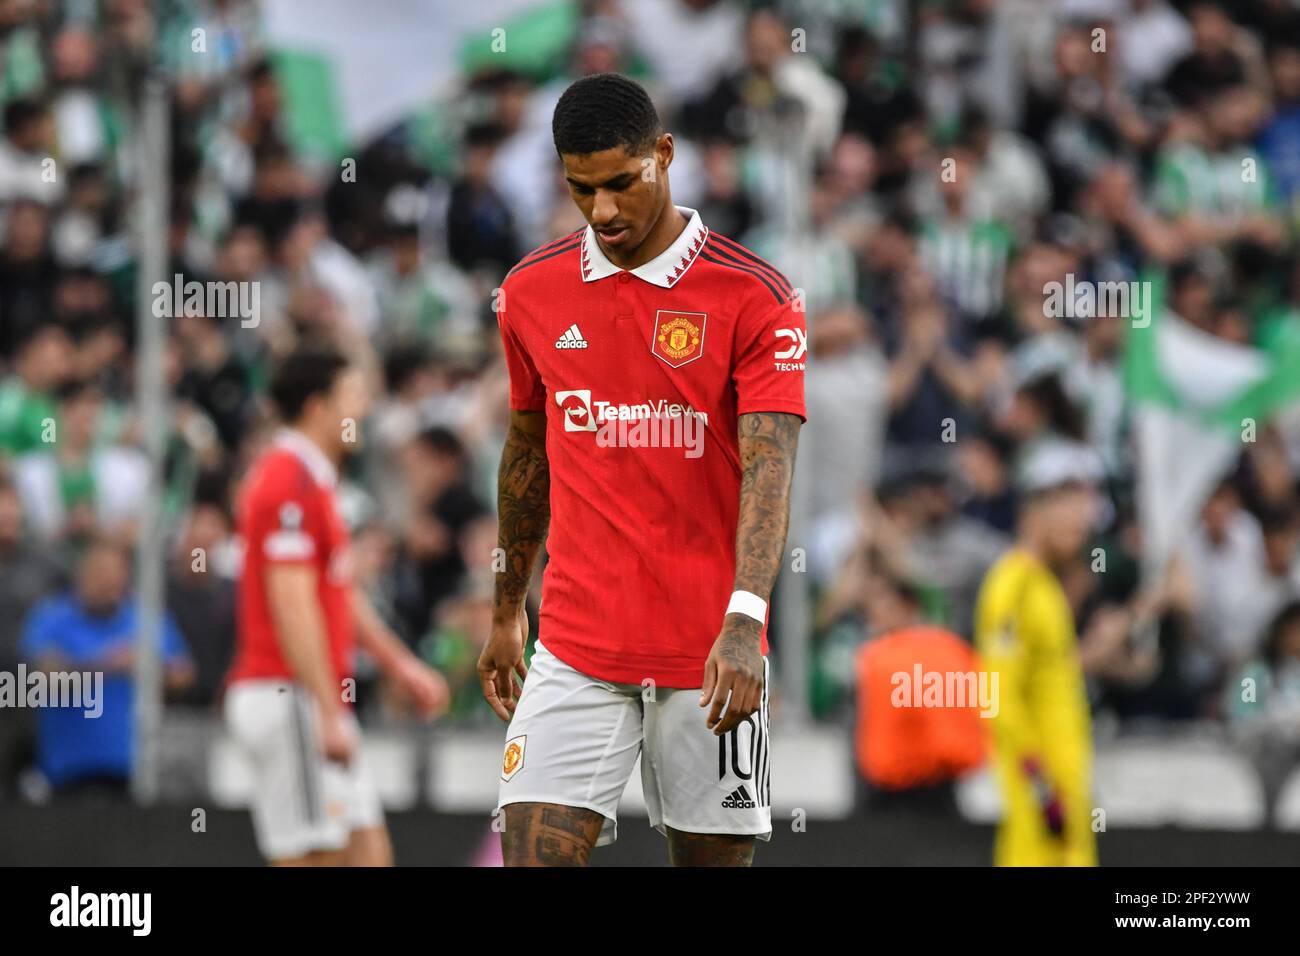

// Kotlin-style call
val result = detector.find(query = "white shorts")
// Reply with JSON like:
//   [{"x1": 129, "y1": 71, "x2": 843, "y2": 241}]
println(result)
[
  {"x1": 224, "y1": 680, "x2": 384, "y2": 861},
  {"x1": 497, "y1": 640, "x2": 772, "y2": 846}
]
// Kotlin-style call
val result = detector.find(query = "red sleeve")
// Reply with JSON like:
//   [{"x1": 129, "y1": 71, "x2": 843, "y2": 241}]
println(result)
[
  {"x1": 249, "y1": 461, "x2": 322, "y2": 566},
  {"x1": 497, "y1": 285, "x2": 546, "y2": 412},
  {"x1": 732, "y1": 296, "x2": 807, "y2": 420}
]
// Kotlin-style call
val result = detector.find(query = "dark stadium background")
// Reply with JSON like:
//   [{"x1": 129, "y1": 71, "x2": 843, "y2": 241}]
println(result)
[{"x1": 3, "y1": 0, "x2": 1300, "y2": 866}]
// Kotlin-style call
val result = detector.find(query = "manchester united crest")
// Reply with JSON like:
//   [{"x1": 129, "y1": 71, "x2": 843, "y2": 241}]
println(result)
[
  {"x1": 501, "y1": 735, "x2": 526, "y2": 782},
  {"x1": 651, "y1": 310, "x2": 707, "y2": 368}
]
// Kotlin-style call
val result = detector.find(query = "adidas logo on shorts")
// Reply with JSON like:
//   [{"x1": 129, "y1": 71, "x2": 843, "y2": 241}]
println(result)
[
  {"x1": 555, "y1": 324, "x2": 589, "y2": 349},
  {"x1": 721, "y1": 784, "x2": 756, "y2": 809}
]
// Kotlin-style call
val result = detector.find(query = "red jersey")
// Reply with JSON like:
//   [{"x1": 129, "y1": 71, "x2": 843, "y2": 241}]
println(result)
[
  {"x1": 228, "y1": 429, "x2": 356, "y2": 685},
  {"x1": 498, "y1": 207, "x2": 806, "y2": 687}
]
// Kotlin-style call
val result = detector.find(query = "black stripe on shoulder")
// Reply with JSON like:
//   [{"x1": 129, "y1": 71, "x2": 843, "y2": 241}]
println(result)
[
  {"x1": 699, "y1": 250, "x2": 788, "y2": 304},
  {"x1": 507, "y1": 237, "x2": 581, "y2": 278},
  {"x1": 533, "y1": 228, "x2": 585, "y2": 258},
  {"x1": 706, "y1": 234, "x2": 794, "y2": 296},
  {"x1": 511, "y1": 229, "x2": 584, "y2": 268}
]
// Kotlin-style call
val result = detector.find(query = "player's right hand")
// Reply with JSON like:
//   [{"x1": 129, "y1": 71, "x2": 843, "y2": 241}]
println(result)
[
  {"x1": 319, "y1": 708, "x2": 359, "y2": 765},
  {"x1": 478, "y1": 605, "x2": 529, "y2": 722}
]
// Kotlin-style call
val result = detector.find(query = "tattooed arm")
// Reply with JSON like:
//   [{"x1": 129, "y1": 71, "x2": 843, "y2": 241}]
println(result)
[
  {"x1": 478, "y1": 409, "x2": 550, "y2": 721},
  {"x1": 700, "y1": 411, "x2": 801, "y2": 735}
]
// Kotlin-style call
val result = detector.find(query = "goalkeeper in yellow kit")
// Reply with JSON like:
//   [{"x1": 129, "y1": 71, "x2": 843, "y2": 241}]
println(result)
[{"x1": 975, "y1": 446, "x2": 1100, "y2": 867}]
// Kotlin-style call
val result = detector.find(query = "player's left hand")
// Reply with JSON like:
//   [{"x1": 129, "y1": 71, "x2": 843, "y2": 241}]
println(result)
[
  {"x1": 700, "y1": 615, "x2": 765, "y2": 736},
  {"x1": 394, "y1": 654, "x2": 451, "y2": 719}
]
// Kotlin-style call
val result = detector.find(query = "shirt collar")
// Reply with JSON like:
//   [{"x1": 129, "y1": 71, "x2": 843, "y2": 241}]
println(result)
[
  {"x1": 580, "y1": 205, "x2": 709, "y2": 288},
  {"x1": 274, "y1": 428, "x2": 337, "y2": 488}
]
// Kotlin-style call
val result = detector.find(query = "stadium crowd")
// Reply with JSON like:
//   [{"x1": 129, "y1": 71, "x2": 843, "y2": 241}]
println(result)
[{"x1": 2, "y1": 0, "x2": 1300, "y2": 801}]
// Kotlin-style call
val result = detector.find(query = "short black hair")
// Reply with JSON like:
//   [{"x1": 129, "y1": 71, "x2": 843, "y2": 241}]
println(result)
[
  {"x1": 1258, "y1": 501, "x2": 1299, "y2": 533},
  {"x1": 269, "y1": 343, "x2": 350, "y2": 423},
  {"x1": 552, "y1": 72, "x2": 661, "y2": 157},
  {"x1": 967, "y1": 423, "x2": 1015, "y2": 462},
  {"x1": 383, "y1": 343, "x2": 433, "y2": 394},
  {"x1": 1168, "y1": 258, "x2": 1209, "y2": 297},
  {"x1": 54, "y1": 377, "x2": 99, "y2": 405},
  {"x1": 1264, "y1": 599, "x2": 1300, "y2": 668},
  {"x1": 14, "y1": 322, "x2": 70, "y2": 356},
  {"x1": 875, "y1": 569, "x2": 924, "y2": 611},
  {"x1": 247, "y1": 57, "x2": 276, "y2": 85},
  {"x1": 191, "y1": 467, "x2": 233, "y2": 517},
  {"x1": 1016, "y1": 373, "x2": 1087, "y2": 443},
  {"x1": 464, "y1": 121, "x2": 508, "y2": 150},
  {"x1": 3, "y1": 98, "x2": 45, "y2": 138},
  {"x1": 413, "y1": 425, "x2": 466, "y2": 460}
]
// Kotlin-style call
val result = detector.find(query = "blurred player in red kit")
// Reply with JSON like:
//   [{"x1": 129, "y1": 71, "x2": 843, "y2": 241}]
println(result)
[
  {"x1": 225, "y1": 345, "x2": 449, "y2": 866},
  {"x1": 480, "y1": 73, "x2": 805, "y2": 866}
]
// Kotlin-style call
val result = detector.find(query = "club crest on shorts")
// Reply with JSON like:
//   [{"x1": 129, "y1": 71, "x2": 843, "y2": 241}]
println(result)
[
  {"x1": 501, "y1": 735, "x2": 526, "y2": 782},
  {"x1": 651, "y1": 310, "x2": 706, "y2": 368}
]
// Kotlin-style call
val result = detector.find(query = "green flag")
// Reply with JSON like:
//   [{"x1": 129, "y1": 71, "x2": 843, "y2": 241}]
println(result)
[{"x1": 1123, "y1": 274, "x2": 1300, "y2": 574}]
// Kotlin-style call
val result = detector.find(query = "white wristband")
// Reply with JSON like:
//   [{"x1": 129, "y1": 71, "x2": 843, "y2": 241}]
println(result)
[{"x1": 726, "y1": 590, "x2": 767, "y2": 624}]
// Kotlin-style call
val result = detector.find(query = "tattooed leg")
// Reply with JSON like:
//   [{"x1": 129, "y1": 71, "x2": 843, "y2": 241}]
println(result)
[
  {"x1": 502, "y1": 802, "x2": 604, "y2": 867},
  {"x1": 666, "y1": 828, "x2": 756, "y2": 867}
]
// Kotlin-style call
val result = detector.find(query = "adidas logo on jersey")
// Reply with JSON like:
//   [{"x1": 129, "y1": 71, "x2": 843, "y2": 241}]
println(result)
[
  {"x1": 721, "y1": 785, "x2": 756, "y2": 809},
  {"x1": 555, "y1": 324, "x2": 589, "y2": 349}
]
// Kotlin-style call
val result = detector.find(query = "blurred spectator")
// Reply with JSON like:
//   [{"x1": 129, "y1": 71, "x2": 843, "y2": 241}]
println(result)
[
  {"x1": 368, "y1": 187, "x2": 477, "y2": 353},
  {"x1": 916, "y1": 144, "x2": 1014, "y2": 325},
  {"x1": 694, "y1": 139, "x2": 756, "y2": 241},
  {"x1": 446, "y1": 122, "x2": 522, "y2": 275},
  {"x1": 834, "y1": 23, "x2": 922, "y2": 149},
  {"x1": 0, "y1": 324, "x2": 71, "y2": 454},
  {"x1": 165, "y1": 499, "x2": 236, "y2": 708},
  {"x1": 1152, "y1": 81, "x2": 1283, "y2": 251},
  {"x1": 681, "y1": 6, "x2": 844, "y2": 162},
  {"x1": 47, "y1": 27, "x2": 117, "y2": 170},
  {"x1": 877, "y1": 467, "x2": 1007, "y2": 637},
  {"x1": 746, "y1": 164, "x2": 858, "y2": 316},
  {"x1": 1163, "y1": 0, "x2": 1257, "y2": 107},
  {"x1": 955, "y1": 429, "x2": 1018, "y2": 535},
  {"x1": 1227, "y1": 599, "x2": 1300, "y2": 817},
  {"x1": 11, "y1": 378, "x2": 148, "y2": 548},
  {"x1": 882, "y1": 293, "x2": 985, "y2": 462},
  {"x1": 0, "y1": 98, "x2": 62, "y2": 204},
  {"x1": 174, "y1": 308, "x2": 254, "y2": 452},
  {"x1": 0, "y1": 473, "x2": 66, "y2": 673},
  {"x1": 1181, "y1": 480, "x2": 1278, "y2": 684},
  {"x1": 955, "y1": 105, "x2": 1051, "y2": 241},
  {"x1": 19, "y1": 539, "x2": 191, "y2": 797},
  {"x1": 853, "y1": 570, "x2": 987, "y2": 805},
  {"x1": 51, "y1": 163, "x2": 115, "y2": 266},
  {"x1": 802, "y1": 303, "x2": 888, "y2": 526},
  {"x1": 1257, "y1": 34, "x2": 1300, "y2": 208},
  {"x1": 417, "y1": 572, "x2": 496, "y2": 721},
  {"x1": 210, "y1": 58, "x2": 289, "y2": 200},
  {"x1": 0, "y1": 473, "x2": 67, "y2": 793},
  {"x1": 392, "y1": 426, "x2": 489, "y2": 641},
  {"x1": 0, "y1": 199, "x2": 59, "y2": 351}
]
